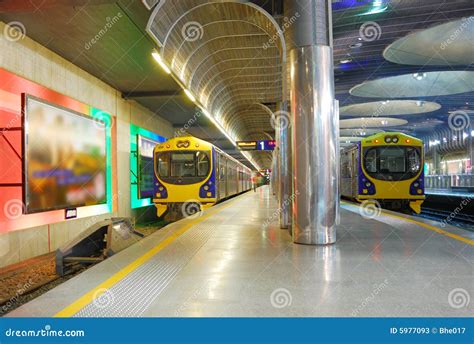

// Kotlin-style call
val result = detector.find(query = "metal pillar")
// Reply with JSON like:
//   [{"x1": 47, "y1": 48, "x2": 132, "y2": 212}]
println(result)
[
  {"x1": 278, "y1": 101, "x2": 291, "y2": 229},
  {"x1": 469, "y1": 124, "x2": 474, "y2": 174},
  {"x1": 285, "y1": 0, "x2": 339, "y2": 244}
]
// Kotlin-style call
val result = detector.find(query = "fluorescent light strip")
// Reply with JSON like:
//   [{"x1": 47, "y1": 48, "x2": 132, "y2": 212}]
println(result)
[{"x1": 151, "y1": 51, "x2": 171, "y2": 74}]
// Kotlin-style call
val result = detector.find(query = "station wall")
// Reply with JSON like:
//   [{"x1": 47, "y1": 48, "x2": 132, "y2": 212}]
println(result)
[{"x1": 0, "y1": 22, "x2": 174, "y2": 268}]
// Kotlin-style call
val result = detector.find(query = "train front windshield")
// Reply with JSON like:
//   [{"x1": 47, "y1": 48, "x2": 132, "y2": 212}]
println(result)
[
  {"x1": 157, "y1": 151, "x2": 210, "y2": 184},
  {"x1": 363, "y1": 146, "x2": 421, "y2": 181}
]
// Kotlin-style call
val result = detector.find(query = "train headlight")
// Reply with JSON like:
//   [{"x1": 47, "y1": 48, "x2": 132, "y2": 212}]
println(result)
[
  {"x1": 413, "y1": 182, "x2": 419, "y2": 188},
  {"x1": 385, "y1": 137, "x2": 392, "y2": 143},
  {"x1": 159, "y1": 186, "x2": 164, "y2": 191},
  {"x1": 392, "y1": 137, "x2": 399, "y2": 143},
  {"x1": 365, "y1": 182, "x2": 372, "y2": 187},
  {"x1": 204, "y1": 185, "x2": 209, "y2": 191}
]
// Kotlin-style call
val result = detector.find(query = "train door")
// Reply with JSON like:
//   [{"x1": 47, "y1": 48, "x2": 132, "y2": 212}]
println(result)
[
  {"x1": 219, "y1": 154, "x2": 227, "y2": 199},
  {"x1": 352, "y1": 149, "x2": 358, "y2": 197},
  {"x1": 239, "y1": 170, "x2": 243, "y2": 193}
]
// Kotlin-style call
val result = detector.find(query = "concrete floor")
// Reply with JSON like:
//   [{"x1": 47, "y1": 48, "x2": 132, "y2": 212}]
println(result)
[{"x1": 7, "y1": 186, "x2": 473, "y2": 317}]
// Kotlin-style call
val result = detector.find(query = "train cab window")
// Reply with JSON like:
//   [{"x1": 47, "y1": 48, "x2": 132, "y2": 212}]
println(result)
[
  {"x1": 157, "y1": 151, "x2": 210, "y2": 184},
  {"x1": 363, "y1": 146, "x2": 421, "y2": 181},
  {"x1": 171, "y1": 153, "x2": 195, "y2": 177},
  {"x1": 364, "y1": 149, "x2": 377, "y2": 173},
  {"x1": 196, "y1": 151, "x2": 210, "y2": 177},
  {"x1": 158, "y1": 154, "x2": 170, "y2": 177}
]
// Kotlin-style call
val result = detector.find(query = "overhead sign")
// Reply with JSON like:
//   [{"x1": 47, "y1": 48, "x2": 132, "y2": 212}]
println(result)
[
  {"x1": 237, "y1": 140, "x2": 276, "y2": 151},
  {"x1": 257, "y1": 140, "x2": 276, "y2": 151},
  {"x1": 236, "y1": 141, "x2": 257, "y2": 151}
]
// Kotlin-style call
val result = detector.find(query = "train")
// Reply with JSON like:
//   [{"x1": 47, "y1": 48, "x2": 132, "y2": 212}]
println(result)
[
  {"x1": 153, "y1": 136, "x2": 252, "y2": 218},
  {"x1": 340, "y1": 132, "x2": 425, "y2": 213}
]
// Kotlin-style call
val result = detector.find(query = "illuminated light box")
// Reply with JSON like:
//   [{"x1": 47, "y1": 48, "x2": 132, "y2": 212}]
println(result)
[
  {"x1": 0, "y1": 67, "x2": 116, "y2": 232},
  {"x1": 130, "y1": 124, "x2": 166, "y2": 209},
  {"x1": 23, "y1": 95, "x2": 107, "y2": 213}
]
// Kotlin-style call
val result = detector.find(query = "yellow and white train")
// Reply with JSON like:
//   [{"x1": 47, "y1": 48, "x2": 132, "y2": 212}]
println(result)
[
  {"x1": 341, "y1": 132, "x2": 425, "y2": 213},
  {"x1": 153, "y1": 136, "x2": 252, "y2": 217}
]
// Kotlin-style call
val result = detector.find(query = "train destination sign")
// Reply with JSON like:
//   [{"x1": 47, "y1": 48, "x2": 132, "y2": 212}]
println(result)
[{"x1": 236, "y1": 140, "x2": 276, "y2": 151}]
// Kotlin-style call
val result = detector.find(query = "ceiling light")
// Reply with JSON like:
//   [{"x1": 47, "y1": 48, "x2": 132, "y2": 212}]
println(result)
[
  {"x1": 151, "y1": 51, "x2": 171, "y2": 74},
  {"x1": 340, "y1": 58, "x2": 352, "y2": 64},
  {"x1": 184, "y1": 89, "x2": 196, "y2": 102},
  {"x1": 350, "y1": 42, "x2": 363, "y2": 49},
  {"x1": 412, "y1": 72, "x2": 427, "y2": 81}
]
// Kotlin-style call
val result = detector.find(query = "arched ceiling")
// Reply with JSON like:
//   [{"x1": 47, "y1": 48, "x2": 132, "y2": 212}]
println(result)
[{"x1": 145, "y1": 0, "x2": 285, "y2": 169}]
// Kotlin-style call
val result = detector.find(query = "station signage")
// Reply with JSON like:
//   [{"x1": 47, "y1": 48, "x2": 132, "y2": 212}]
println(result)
[{"x1": 236, "y1": 140, "x2": 276, "y2": 151}]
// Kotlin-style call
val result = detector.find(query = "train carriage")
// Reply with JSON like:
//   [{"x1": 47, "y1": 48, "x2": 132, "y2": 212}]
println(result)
[
  {"x1": 341, "y1": 132, "x2": 425, "y2": 213},
  {"x1": 153, "y1": 136, "x2": 252, "y2": 217}
]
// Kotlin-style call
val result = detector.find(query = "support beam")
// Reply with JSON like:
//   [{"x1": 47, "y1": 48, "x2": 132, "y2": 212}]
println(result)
[{"x1": 285, "y1": 0, "x2": 339, "y2": 245}]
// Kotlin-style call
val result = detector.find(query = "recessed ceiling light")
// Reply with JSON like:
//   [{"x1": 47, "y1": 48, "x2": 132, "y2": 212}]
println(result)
[
  {"x1": 412, "y1": 72, "x2": 427, "y2": 81},
  {"x1": 350, "y1": 42, "x2": 363, "y2": 49}
]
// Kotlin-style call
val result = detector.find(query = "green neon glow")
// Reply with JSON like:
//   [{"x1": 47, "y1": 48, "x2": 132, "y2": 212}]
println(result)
[
  {"x1": 359, "y1": 0, "x2": 387, "y2": 15},
  {"x1": 90, "y1": 108, "x2": 113, "y2": 212},
  {"x1": 130, "y1": 124, "x2": 166, "y2": 209}
]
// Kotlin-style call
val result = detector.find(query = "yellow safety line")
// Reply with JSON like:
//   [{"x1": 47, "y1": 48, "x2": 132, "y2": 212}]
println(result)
[
  {"x1": 341, "y1": 201, "x2": 474, "y2": 246},
  {"x1": 54, "y1": 197, "x2": 241, "y2": 317}
]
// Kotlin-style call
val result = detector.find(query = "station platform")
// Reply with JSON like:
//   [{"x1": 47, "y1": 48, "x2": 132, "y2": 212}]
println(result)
[{"x1": 7, "y1": 186, "x2": 473, "y2": 318}]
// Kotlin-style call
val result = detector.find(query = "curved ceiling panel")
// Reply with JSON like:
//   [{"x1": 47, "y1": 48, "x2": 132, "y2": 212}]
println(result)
[
  {"x1": 340, "y1": 117, "x2": 408, "y2": 129},
  {"x1": 350, "y1": 71, "x2": 474, "y2": 98},
  {"x1": 340, "y1": 100, "x2": 441, "y2": 117},
  {"x1": 384, "y1": 18, "x2": 474, "y2": 66},
  {"x1": 146, "y1": 1, "x2": 284, "y2": 169}
]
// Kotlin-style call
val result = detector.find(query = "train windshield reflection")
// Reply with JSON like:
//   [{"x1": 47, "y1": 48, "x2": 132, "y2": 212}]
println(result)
[
  {"x1": 364, "y1": 146, "x2": 421, "y2": 181},
  {"x1": 157, "y1": 151, "x2": 210, "y2": 183}
]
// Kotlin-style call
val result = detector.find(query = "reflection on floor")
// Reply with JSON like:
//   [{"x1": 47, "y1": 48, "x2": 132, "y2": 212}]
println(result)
[{"x1": 8, "y1": 186, "x2": 473, "y2": 317}]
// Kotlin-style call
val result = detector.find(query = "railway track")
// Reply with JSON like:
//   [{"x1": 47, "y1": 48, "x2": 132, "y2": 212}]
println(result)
[{"x1": 418, "y1": 207, "x2": 474, "y2": 232}]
